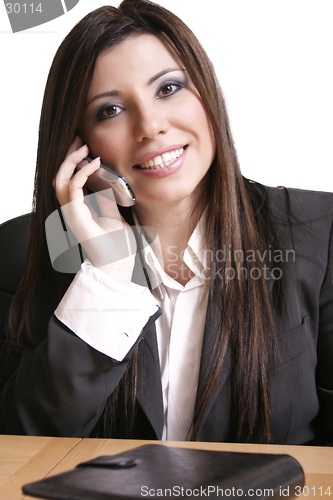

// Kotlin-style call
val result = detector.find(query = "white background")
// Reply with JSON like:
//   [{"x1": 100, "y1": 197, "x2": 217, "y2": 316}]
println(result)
[{"x1": 0, "y1": 0, "x2": 332, "y2": 224}]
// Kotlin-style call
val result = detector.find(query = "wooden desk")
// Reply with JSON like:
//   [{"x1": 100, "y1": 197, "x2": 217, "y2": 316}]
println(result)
[{"x1": 0, "y1": 435, "x2": 332, "y2": 499}]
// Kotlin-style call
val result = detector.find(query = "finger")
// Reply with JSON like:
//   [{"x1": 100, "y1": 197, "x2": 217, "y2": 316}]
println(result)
[
  {"x1": 56, "y1": 144, "x2": 90, "y2": 185},
  {"x1": 67, "y1": 157, "x2": 101, "y2": 202},
  {"x1": 77, "y1": 158, "x2": 89, "y2": 169},
  {"x1": 55, "y1": 145, "x2": 91, "y2": 205}
]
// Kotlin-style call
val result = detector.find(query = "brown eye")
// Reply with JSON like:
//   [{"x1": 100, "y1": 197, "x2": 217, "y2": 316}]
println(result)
[
  {"x1": 96, "y1": 103, "x2": 123, "y2": 121},
  {"x1": 161, "y1": 84, "x2": 174, "y2": 96},
  {"x1": 104, "y1": 106, "x2": 117, "y2": 116},
  {"x1": 157, "y1": 81, "x2": 184, "y2": 99}
]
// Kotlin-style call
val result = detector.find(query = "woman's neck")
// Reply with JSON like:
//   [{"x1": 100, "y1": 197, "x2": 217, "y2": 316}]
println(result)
[{"x1": 133, "y1": 199, "x2": 201, "y2": 285}]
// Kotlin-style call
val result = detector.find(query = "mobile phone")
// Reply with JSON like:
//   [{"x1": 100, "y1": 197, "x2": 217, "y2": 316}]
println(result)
[{"x1": 78, "y1": 157, "x2": 136, "y2": 207}]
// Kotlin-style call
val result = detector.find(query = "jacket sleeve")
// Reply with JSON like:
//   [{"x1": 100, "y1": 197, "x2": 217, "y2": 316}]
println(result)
[
  {"x1": 0, "y1": 304, "x2": 161, "y2": 437},
  {"x1": 0, "y1": 210, "x2": 162, "y2": 437}
]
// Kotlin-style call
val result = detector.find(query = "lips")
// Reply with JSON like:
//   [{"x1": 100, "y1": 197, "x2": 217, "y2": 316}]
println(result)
[
  {"x1": 133, "y1": 145, "x2": 188, "y2": 179},
  {"x1": 133, "y1": 144, "x2": 187, "y2": 170},
  {"x1": 138, "y1": 148, "x2": 184, "y2": 170}
]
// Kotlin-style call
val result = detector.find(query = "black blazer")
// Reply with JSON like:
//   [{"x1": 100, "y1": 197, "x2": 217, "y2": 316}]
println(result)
[{"x1": 0, "y1": 186, "x2": 332, "y2": 444}]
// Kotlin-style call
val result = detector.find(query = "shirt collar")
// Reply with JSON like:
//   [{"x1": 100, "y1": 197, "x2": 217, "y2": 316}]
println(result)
[{"x1": 183, "y1": 213, "x2": 207, "y2": 278}]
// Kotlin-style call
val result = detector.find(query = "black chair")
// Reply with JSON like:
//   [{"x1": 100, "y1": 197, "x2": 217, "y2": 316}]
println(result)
[{"x1": 0, "y1": 214, "x2": 31, "y2": 395}]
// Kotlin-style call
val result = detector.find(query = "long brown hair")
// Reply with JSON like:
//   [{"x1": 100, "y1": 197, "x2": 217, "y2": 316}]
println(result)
[{"x1": 9, "y1": 0, "x2": 278, "y2": 442}]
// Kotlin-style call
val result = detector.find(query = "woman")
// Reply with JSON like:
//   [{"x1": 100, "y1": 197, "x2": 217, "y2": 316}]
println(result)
[{"x1": 0, "y1": 0, "x2": 332, "y2": 444}]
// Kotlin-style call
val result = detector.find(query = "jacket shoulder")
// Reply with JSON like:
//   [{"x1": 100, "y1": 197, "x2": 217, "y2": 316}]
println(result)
[
  {"x1": 264, "y1": 186, "x2": 333, "y2": 222},
  {"x1": 0, "y1": 214, "x2": 31, "y2": 296}
]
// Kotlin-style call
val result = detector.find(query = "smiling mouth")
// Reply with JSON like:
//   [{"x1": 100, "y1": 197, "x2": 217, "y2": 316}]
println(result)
[{"x1": 135, "y1": 146, "x2": 187, "y2": 170}]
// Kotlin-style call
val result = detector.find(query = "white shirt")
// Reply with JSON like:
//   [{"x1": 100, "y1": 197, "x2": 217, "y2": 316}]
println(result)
[{"x1": 55, "y1": 218, "x2": 208, "y2": 440}]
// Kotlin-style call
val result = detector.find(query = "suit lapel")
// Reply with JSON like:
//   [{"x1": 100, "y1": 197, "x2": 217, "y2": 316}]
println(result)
[
  {"x1": 195, "y1": 305, "x2": 232, "y2": 435},
  {"x1": 195, "y1": 276, "x2": 278, "y2": 438},
  {"x1": 136, "y1": 322, "x2": 164, "y2": 439},
  {"x1": 126, "y1": 217, "x2": 164, "y2": 439}
]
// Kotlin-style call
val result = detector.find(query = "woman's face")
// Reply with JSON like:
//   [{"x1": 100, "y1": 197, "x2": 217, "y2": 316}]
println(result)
[{"x1": 80, "y1": 34, "x2": 215, "y2": 209}]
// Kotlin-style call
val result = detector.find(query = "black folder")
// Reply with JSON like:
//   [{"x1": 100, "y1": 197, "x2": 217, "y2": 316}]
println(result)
[{"x1": 22, "y1": 444, "x2": 304, "y2": 499}]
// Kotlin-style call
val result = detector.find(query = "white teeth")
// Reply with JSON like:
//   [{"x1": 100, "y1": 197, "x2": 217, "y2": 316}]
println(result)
[
  {"x1": 162, "y1": 152, "x2": 171, "y2": 162},
  {"x1": 153, "y1": 155, "x2": 162, "y2": 165},
  {"x1": 140, "y1": 148, "x2": 184, "y2": 169}
]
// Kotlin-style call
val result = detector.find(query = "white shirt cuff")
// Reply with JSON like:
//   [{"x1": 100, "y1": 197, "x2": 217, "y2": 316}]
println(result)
[{"x1": 54, "y1": 261, "x2": 159, "y2": 361}]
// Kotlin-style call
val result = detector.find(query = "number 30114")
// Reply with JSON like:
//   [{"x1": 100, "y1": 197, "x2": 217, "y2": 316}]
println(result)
[
  {"x1": 5, "y1": 3, "x2": 43, "y2": 14},
  {"x1": 295, "y1": 486, "x2": 331, "y2": 496}
]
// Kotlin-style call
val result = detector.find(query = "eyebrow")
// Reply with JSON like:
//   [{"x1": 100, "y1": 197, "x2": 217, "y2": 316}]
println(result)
[
  {"x1": 86, "y1": 90, "x2": 120, "y2": 108},
  {"x1": 86, "y1": 68, "x2": 185, "y2": 107},
  {"x1": 148, "y1": 67, "x2": 185, "y2": 85}
]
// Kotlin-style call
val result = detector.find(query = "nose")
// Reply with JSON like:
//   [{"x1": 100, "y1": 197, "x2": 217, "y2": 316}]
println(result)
[{"x1": 133, "y1": 103, "x2": 169, "y2": 142}]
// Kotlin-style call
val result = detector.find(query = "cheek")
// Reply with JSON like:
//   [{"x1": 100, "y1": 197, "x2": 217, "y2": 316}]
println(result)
[
  {"x1": 196, "y1": 107, "x2": 216, "y2": 161},
  {"x1": 179, "y1": 96, "x2": 214, "y2": 147},
  {"x1": 195, "y1": 105, "x2": 214, "y2": 146},
  {"x1": 85, "y1": 128, "x2": 125, "y2": 168}
]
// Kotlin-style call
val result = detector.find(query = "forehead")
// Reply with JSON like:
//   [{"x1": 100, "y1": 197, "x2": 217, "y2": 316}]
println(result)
[{"x1": 88, "y1": 34, "x2": 182, "y2": 94}]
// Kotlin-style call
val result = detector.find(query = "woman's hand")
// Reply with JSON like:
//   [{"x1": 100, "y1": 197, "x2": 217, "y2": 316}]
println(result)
[{"x1": 54, "y1": 137, "x2": 136, "y2": 284}]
